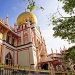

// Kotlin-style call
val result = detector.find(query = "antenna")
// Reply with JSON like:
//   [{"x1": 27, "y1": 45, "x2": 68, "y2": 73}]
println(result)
[
  {"x1": 25, "y1": 8, "x2": 26, "y2": 12},
  {"x1": 6, "y1": 13, "x2": 8, "y2": 24}
]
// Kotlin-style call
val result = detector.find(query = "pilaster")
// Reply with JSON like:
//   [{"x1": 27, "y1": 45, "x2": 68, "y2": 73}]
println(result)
[
  {"x1": 3, "y1": 30, "x2": 9, "y2": 41},
  {"x1": 14, "y1": 51, "x2": 17, "y2": 65},
  {"x1": 21, "y1": 31, "x2": 23, "y2": 45},
  {"x1": 14, "y1": 23, "x2": 17, "y2": 32},
  {"x1": 9, "y1": 34, "x2": 12, "y2": 44},
  {"x1": 1, "y1": 45, "x2": 6, "y2": 64},
  {"x1": 29, "y1": 46, "x2": 35, "y2": 69},
  {"x1": 28, "y1": 21, "x2": 32, "y2": 42}
]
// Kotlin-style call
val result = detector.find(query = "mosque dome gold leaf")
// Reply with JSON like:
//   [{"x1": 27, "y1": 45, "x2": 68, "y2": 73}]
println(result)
[{"x1": 17, "y1": 12, "x2": 37, "y2": 25}]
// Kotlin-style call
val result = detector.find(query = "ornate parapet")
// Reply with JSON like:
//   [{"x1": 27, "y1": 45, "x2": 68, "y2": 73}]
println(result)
[{"x1": 0, "y1": 18, "x2": 5, "y2": 25}]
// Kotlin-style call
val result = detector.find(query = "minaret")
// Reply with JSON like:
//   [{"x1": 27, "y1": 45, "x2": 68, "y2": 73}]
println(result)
[
  {"x1": 60, "y1": 47, "x2": 62, "y2": 53},
  {"x1": 56, "y1": 49, "x2": 57, "y2": 53},
  {"x1": 14, "y1": 22, "x2": 17, "y2": 32},
  {"x1": 6, "y1": 14, "x2": 8, "y2": 24},
  {"x1": 51, "y1": 48, "x2": 53, "y2": 54},
  {"x1": 28, "y1": 19, "x2": 32, "y2": 42}
]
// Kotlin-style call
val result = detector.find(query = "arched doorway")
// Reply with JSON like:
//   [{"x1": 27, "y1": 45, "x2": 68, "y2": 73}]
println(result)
[
  {"x1": 41, "y1": 63, "x2": 48, "y2": 70},
  {"x1": 5, "y1": 52, "x2": 13, "y2": 65}
]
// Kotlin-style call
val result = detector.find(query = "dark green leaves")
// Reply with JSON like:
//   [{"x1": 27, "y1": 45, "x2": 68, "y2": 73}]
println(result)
[
  {"x1": 27, "y1": 1, "x2": 36, "y2": 12},
  {"x1": 20, "y1": 0, "x2": 44, "y2": 12},
  {"x1": 58, "y1": 0, "x2": 75, "y2": 14},
  {"x1": 64, "y1": 46, "x2": 75, "y2": 64},
  {"x1": 52, "y1": 15, "x2": 75, "y2": 43}
]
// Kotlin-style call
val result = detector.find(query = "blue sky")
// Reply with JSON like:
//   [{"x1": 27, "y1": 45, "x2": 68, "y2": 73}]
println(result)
[{"x1": 0, "y1": 0, "x2": 75, "y2": 54}]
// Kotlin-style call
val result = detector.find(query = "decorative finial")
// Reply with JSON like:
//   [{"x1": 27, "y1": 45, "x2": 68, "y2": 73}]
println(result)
[
  {"x1": 51, "y1": 48, "x2": 53, "y2": 54},
  {"x1": 6, "y1": 13, "x2": 8, "y2": 19},
  {"x1": 14, "y1": 22, "x2": 17, "y2": 26},
  {"x1": 56, "y1": 49, "x2": 57, "y2": 53},
  {"x1": 6, "y1": 13, "x2": 8, "y2": 24},
  {"x1": 60, "y1": 47, "x2": 62, "y2": 53},
  {"x1": 25, "y1": 8, "x2": 26, "y2": 12},
  {"x1": 63, "y1": 45, "x2": 66, "y2": 50}
]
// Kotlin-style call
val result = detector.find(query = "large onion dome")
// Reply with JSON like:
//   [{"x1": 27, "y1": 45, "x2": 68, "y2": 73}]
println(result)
[{"x1": 17, "y1": 12, "x2": 37, "y2": 25}]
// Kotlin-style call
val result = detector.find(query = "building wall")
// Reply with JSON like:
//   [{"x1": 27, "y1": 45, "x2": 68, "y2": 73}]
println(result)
[
  {"x1": 0, "y1": 17, "x2": 47, "y2": 69},
  {"x1": 18, "y1": 49, "x2": 30, "y2": 67}
]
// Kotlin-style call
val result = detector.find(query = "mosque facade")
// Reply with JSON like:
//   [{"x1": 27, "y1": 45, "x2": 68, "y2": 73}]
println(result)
[{"x1": 0, "y1": 12, "x2": 47, "y2": 69}]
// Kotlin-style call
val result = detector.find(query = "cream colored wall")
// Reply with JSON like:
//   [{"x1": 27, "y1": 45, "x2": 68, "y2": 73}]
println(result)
[{"x1": 18, "y1": 50, "x2": 30, "y2": 67}]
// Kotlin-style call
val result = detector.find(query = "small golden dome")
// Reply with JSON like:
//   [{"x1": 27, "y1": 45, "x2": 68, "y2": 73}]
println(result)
[{"x1": 17, "y1": 12, "x2": 37, "y2": 25}]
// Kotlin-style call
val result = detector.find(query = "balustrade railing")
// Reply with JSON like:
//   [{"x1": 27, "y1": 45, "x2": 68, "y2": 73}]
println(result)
[{"x1": 0, "y1": 64, "x2": 68, "y2": 75}]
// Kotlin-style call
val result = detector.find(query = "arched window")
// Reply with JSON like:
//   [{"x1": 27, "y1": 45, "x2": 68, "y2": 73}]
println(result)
[{"x1": 5, "y1": 52, "x2": 13, "y2": 65}]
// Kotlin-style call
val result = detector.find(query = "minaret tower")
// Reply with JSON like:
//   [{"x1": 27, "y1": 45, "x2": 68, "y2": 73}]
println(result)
[
  {"x1": 16, "y1": 11, "x2": 38, "y2": 69},
  {"x1": 6, "y1": 14, "x2": 8, "y2": 24}
]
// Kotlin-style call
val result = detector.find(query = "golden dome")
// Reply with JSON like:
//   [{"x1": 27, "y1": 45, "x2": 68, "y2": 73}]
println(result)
[{"x1": 17, "y1": 12, "x2": 37, "y2": 25}]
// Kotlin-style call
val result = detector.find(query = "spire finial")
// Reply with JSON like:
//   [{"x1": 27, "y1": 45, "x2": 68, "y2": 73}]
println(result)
[
  {"x1": 6, "y1": 13, "x2": 8, "y2": 18},
  {"x1": 56, "y1": 49, "x2": 57, "y2": 53},
  {"x1": 25, "y1": 8, "x2": 26, "y2": 12},
  {"x1": 51, "y1": 48, "x2": 53, "y2": 54},
  {"x1": 6, "y1": 13, "x2": 8, "y2": 24}
]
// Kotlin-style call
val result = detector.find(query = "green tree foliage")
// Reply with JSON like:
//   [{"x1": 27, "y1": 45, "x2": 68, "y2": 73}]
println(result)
[
  {"x1": 58, "y1": 0, "x2": 75, "y2": 13},
  {"x1": 52, "y1": 0, "x2": 75, "y2": 43},
  {"x1": 20, "y1": 0, "x2": 44, "y2": 12},
  {"x1": 52, "y1": 0, "x2": 75, "y2": 66},
  {"x1": 27, "y1": 1, "x2": 36, "y2": 12},
  {"x1": 20, "y1": 0, "x2": 36, "y2": 12},
  {"x1": 64, "y1": 46, "x2": 75, "y2": 64}
]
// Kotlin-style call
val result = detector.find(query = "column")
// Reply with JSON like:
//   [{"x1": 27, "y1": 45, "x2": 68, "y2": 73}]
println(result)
[
  {"x1": 14, "y1": 23, "x2": 17, "y2": 32},
  {"x1": 3, "y1": 30, "x2": 8, "y2": 41},
  {"x1": 9, "y1": 34, "x2": 12, "y2": 44},
  {"x1": 14, "y1": 51, "x2": 17, "y2": 65},
  {"x1": 29, "y1": 47, "x2": 34, "y2": 69},
  {"x1": 0, "y1": 45, "x2": 2, "y2": 62},
  {"x1": 1, "y1": 45, "x2": 6, "y2": 64},
  {"x1": 28, "y1": 21, "x2": 32, "y2": 42},
  {"x1": 21, "y1": 31, "x2": 23, "y2": 45}
]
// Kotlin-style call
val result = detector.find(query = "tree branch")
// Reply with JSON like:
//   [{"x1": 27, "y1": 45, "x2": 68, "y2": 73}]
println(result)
[{"x1": 57, "y1": 6, "x2": 63, "y2": 17}]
